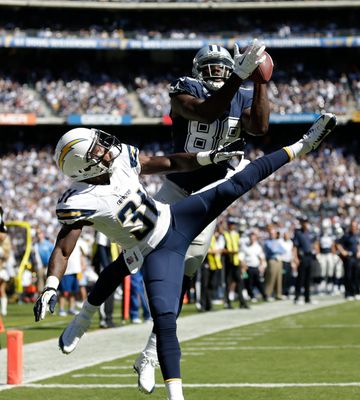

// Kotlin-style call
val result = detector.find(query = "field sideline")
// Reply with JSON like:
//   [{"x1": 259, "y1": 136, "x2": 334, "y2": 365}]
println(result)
[{"x1": 0, "y1": 296, "x2": 354, "y2": 400}]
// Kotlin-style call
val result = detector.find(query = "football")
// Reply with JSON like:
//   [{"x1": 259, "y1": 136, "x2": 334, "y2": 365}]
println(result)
[{"x1": 250, "y1": 51, "x2": 274, "y2": 84}]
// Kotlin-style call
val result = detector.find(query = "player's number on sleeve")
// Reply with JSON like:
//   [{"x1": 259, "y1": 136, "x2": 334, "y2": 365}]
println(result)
[{"x1": 117, "y1": 191, "x2": 159, "y2": 241}]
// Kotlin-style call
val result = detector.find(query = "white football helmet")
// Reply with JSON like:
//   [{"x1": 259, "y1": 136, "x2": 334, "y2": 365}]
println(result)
[
  {"x1": 54, "y1": 128, "x2": 122, "y2": 181},
  {"x1": 192, "y1": 44, "x2": 234, "y2": 91}
]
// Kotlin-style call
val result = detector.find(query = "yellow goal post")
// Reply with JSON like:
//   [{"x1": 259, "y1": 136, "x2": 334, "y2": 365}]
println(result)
[{"x1": 5, "y1": 221, "x2": 32, "y2": 294}]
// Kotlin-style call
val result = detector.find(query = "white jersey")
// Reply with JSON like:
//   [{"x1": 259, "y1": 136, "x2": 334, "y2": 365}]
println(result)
[{"x1": 56, "y1": 144, "x2": 171, "y2": 257}]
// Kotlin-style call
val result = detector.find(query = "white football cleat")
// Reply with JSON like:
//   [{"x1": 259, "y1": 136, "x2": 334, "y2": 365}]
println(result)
[
  {"x1": 300, "y1": 113, "x2": 337, "y2": 154},
  {"x1": 133, "y1": 351, "x2": 159, "y2": 394},
  {"x1": 59, "y1": 312, "x2": 92, "y2": 354}
]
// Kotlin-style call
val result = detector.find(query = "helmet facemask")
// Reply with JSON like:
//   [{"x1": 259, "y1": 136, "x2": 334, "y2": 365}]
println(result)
[
  {"x1": 198, "y1": 63, "x2": 233, "y2": 91},
  {"x1": 84, "y1": 129, "x2": 122, "y2": 179}
]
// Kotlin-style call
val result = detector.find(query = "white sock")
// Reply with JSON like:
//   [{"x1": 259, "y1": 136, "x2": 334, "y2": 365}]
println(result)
[
  {"x1": 82, "y1": 299, "x2": 99, "y2": 318},
  {"x1": 283, "y1": 140, "x2": 307, "y2": 160},
  {"x1": 283, "y1": 127, "x2": 318, "y2": 161},
  {"x1": 1, "y1": 296, "x2": 7, "y2": 316},
  {"x1": 165, "y1": 379, "x2": 184, "y2": 400},
  {"x1": 144, "y1": 332, "x2": 157, "y2": 357}
]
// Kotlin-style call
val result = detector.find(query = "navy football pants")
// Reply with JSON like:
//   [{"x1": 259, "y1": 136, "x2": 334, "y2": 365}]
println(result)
[{"x1": 141, "y1": 149, "x2": 290, "y2": 380}]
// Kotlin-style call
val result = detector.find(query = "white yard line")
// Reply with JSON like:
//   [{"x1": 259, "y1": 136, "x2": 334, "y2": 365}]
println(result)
[
  {"x1": 183, "y1": 345, "x2": 360, "y2": 351},
  {"x1": 2, "y1": 382, "x2": 360, "y2": 389},
  {"x1": 72, "y1": 373, "x2": 135, "y2": 378},
  {"x1": 0, "y1": 297, "x2": 344, "y2": 390}
]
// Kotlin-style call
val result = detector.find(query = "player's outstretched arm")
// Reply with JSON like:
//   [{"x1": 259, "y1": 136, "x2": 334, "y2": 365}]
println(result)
[
  {"x1": 33, "y1": 223, "x2": 84, "y2": 321},
  {"x1": 139, "y1": 139, "x2": 245, "y2": 175}
]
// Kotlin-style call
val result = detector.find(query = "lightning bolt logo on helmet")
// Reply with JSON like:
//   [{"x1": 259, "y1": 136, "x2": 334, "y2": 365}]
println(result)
[{"x1": 58, "y1": 138, "x2": 87, "y2": 171}]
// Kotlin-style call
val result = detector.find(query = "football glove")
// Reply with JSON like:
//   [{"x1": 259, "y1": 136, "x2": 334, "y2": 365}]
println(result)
[
  {"x1": 34, "y1": 287, "x2": 58, "y2": 322},
  {"x1": 197, "y1": 138, "x2": 245, "y2": 169},
  {"x1": 233, "y1": 39, "x2": 266, "y2": 81}
]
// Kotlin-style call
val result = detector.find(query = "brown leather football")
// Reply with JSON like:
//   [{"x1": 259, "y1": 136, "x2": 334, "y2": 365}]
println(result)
[{"x1": 250, "y1": 51, "x2": 274, "y2": 84}]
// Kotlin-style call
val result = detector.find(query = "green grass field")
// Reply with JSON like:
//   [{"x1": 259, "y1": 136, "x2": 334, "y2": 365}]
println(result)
[{"x1": 1, "y1": 301, "x2": 360, "y2": 400}]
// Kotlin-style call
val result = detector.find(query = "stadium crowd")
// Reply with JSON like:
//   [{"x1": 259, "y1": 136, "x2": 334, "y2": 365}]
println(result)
[
  {"x1": 36, "y1": 79, "x2": 132, "y2": 117},
  {"x1": 0, "y1": 140, "x2": 358, "y2": 316},
  {"x1": 0, "y1": 77, "x2": 49, "y2": 117},
  {"x1": 0, "y1": 73, "x2": 358, "y2": 118},
  {"x1": 1, "y1": 19, "x2": 358, "y2": 40}
]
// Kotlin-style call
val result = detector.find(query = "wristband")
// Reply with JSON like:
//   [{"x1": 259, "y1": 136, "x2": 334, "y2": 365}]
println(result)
[{"x1": 45, "y1": 276, "x2": 60, "y2": 290}]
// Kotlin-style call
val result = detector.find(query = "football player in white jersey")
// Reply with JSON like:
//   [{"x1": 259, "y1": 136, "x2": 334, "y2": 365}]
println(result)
[
  {"x1": 34, "y1": 112, "x2": 337, "y2": 400},
  {"x1": 58, "y1": 40, "x2": 271, "y2": 395}
]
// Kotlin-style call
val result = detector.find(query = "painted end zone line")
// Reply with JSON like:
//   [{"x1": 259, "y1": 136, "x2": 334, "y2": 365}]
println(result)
[{"x1": 3, "y1": 382, "x2": 360, "y2": 389}]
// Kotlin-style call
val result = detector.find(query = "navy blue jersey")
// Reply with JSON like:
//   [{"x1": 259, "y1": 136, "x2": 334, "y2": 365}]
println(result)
[
  {"x1": 293, "y1": 229, "x2": 315, "y2": 256},
  {"x1": 167, "y1": 76, "x2": 253, "y2": 194},
  {"x1": 337, "y1": 233, "x2": 359, "y2": 256}
]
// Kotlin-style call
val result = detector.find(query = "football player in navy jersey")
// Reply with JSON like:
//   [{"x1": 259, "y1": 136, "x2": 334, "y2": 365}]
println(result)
[
  {"x1": 131, "y1": 41, "x2": 270, "y2": 393},
  {"x1": 35, "y1": 111, "x2": 336, "y2": 400}
]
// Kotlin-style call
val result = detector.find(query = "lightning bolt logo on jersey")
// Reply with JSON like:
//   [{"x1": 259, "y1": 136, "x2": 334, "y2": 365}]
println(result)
[
  {"x1": 168, "y1": 76, "x2": 253, "y2": 193},
  {"x1": 56, "y1": 145, "x2": 171, "y2": 257}
]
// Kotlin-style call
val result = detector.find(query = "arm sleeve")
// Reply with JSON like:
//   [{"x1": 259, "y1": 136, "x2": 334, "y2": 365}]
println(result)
[
  {"x1": 239, "y1": 87, "x2": 253, "y2": 110},
  {"x1": 56, "y1": 192, "x2": 97, "y2": 225}
]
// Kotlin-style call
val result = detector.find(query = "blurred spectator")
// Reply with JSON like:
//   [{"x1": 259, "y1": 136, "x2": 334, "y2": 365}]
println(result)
[
  {"x1": 58, "y1": 241, "x2": 84, "y2": 316},
  {"x1": 200, "y1": 228, "x2": 224, "y2": 312},
  {"x1": 0, "y1": 209, "x2": 11, "y2": 316},
  {"x1": 130, "y1": 270, "x2": 151, "y2": 324},
  {"x1": 264, "y1": 226, "x2": 286, "y2": 301},
  {"x1": 242, "y1": 231, "x2": 267, "y2": 302},
  {"x1": 279, "y1": 230, "x2": 295, "y2": 298},
  {"x1": 336, "y1": 220, "x2": 360, "y2": 300},
  {"x1": 33, "y1": 228, "x2": 54, "y2": 292},
  {"x1": 293, "y1": 217, "x2": 318, "y2": 305},
  {"x1": 21, "y1": 263, "x2": 37, "y2": 304},
  {"x1": 222, "y1": 218, "x2": 249, "y2": 310},
  {"x1": 93, "y1": 231, "x2": 117, "y2": 328},
  {"x1": 316, "y1": 219, "x2": 343, "y2": 295}
]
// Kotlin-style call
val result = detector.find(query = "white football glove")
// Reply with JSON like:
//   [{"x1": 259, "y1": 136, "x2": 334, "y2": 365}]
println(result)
[
  {"x1": 197, "y1": 138, "x2": 245, "y2": 169},
  {"x1": 34, "y1": 278, "x2": 59, "y2": 322},
  {"x1": 34, "y1": 288, "x2": 58, "y2": 321},
  {"x1": 233, "y1": 39, "x2": 266, "y2": 81}
]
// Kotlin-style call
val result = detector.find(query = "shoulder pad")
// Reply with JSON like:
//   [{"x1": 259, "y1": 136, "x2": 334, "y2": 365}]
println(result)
[
  {"x1": 169, "y1": 76, "x2": 202, "y2": 97},
  {"x1": 126, "y1": 144, "x2": 140, "y2": 169}
]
